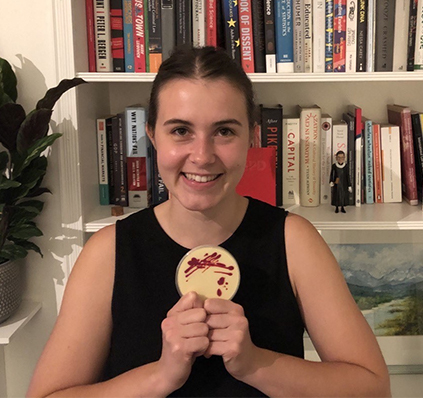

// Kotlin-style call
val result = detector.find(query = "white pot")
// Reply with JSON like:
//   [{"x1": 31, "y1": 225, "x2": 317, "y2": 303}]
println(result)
[{"x1": 0, "y1": 260, "x2": 22, "y2": 324}]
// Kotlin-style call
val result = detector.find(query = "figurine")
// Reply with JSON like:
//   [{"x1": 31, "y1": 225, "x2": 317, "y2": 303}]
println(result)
[{"x1": 329, "y1": 150, "x2": 352, "y2": 213}]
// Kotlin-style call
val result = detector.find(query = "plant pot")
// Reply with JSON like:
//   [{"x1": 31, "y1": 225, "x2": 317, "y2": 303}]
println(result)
[{"x1": 0, "y1": 260, "x2": 22, "y2": 324}]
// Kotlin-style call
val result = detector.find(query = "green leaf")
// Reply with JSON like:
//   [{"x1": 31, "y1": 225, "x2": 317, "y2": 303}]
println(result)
[
  {"x1": 0, "y1": 58, "x2": 18, "y2": 103},
  {"x1": 0, "y1": 103, "x2": 26, "y2": 151},
  {"x1": 13, "y1": 240, "x2": 43, "y2": 257},
  {"x1": 0, "y1": 178, "x2": 21, "y2": 189},
  {"x1": 8, "y1": 207, "x2": 40, "y2": 226},
  {"x1": 36, "y1": 77, "x2": 86, "y2": 110},
  {"x1": 0, "y1": 243, "x2": 28, "y2": 261},
  {"x1": 16, "y1": 109, "x2": 53, "y2": 154},
  {"x1": 7, "y1": 223, "x2": 43, "y2": 239},
  {"x1": 0, "y1": 151, "x2": 9, "y2": 173},
  {"x1": 26, "y1": 186, "x2": 51, "y2": 198},
  {"x1": 17, "y1": 199, "x2": 44, "y2": 214}
]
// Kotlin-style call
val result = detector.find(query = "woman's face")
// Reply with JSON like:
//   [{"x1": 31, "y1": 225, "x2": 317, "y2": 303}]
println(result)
[{"x1": 149, "y1": 78, "x2": 251, "y2": 212}]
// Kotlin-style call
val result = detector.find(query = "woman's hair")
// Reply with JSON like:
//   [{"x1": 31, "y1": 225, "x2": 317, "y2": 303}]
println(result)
[
  {"x1": 335, "y1": 150, "x2": 346, "y2": 157},
  {"x1": 147, "y1": 46, "x2": 257, "y2": 131}
]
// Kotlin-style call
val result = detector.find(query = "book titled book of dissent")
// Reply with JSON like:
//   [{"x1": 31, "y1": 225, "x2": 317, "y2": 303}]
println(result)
[
  {"x1": 275, "y1": 0, "x2": 294, "y2": 73},
  {"x1": 333, "y1": 0, "x2": 346, "y2": 72},
  {"x1": 313, "y1": 0, "x2": 326, "y2": 73},
  {"x1": 283, "y1": 116, "x2": 300, "y2": 205},
  {"x1": 94, "y1": 0, "x2": 113, "y2": 72},
  {"x1": 345, "y1": 0, "x2": 357, "y2": 73},
  {"x1": 393, "y1": 0, "x2": 410, "y2": 71},
  {"x1": 236, "y1": 147, "x2": 277, "y2": 206},
  {"x1": 387, "y1": 104, "x2": 419, "y2": 205},
  {"x1": 238, "y1": 0, "x2": 255, "y2": 72},
  {"x1": 320, "y1": 114, "x2": 332, "y2": 204},
  {"x1": 299, "y1": 105, "x2": 321, "y2": 207},
  {"x1": 380, "y1": 124, "x2": 402, "y2": 203},
  {"x1": 110, "y1": 0, "x2": 125, "y2": 72},
  {"x1": 372, "y1": 123, "x2": 383, "y2": 203},
  {"x1": 96, "y1": 118, "x2": 110, "y2": 205},
  {"x1": 133, "y1": 0, "x2": 147, "y2": 72},
  {"x1": 261, "y1": 104, "x2": 283, "y2": 206},
  {"x1": 125, "y1": 106, "x2": 148, "y2": 208}
]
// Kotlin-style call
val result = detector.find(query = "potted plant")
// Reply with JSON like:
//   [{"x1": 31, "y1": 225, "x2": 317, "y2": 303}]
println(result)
[{"x1": 0, "y1": 57, "x2": 85, "y2": 323}]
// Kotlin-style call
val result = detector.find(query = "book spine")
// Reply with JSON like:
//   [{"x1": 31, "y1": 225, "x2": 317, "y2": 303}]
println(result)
[
  {"x1": 161, "y1": 0, "x2": 176, "y2": 61},
  {"x1": 375, "y1": 0, "x2": 395, "y2": 71},
  {"x1": 294, "y1": 0, "x2": 305, "y2": 72},
  {"x1": 206, "y1": 0, "x2": 217, "y2": 46},
  {"x1": 125, "y1": 107, "x2": 148, "y2": 208},
  {"x1": 414, "y1": 113, "x2": 423, "y2": 201},
  {"x1": 86, "y1": 0, "x2": 97, "y2": 72},
  {"x1": 144, "y1": 0, "x2": 150, "y2": 72},
  {"x1": 239, "y1": 0, "x2": 255, "y2": 72},
  {"x1": 414, "y1": 0, "x2": 423, "y2": 70},
  {"x1": 112, "y1": 114, "x2": 129, "y2": 206},
  {"x1": 193, "y1": 0, "x2": 206, "y2": 46},
  {"x1": 123, "y1": 0, "x2": 135, "y2": 72},
  {"x1": 133, "y1": 0, "x2": 147, "y2": 72},
  {"x1": 381, "y1": 125, "x2": 402, "y2": 203},
  {"x1": 320, "y1": 115, "x2": 332, "y2": 204},
  {"x1": 332, "y1": 119, "x2": 348, "y2": 161},
  {"x1": 363, "y1": 119, "x2": 374, "y2": 203},
  {"x1": 106, "y1": 117, "x2": 115, "y2": 203},
  {"x1": 110, "y1": 0, "x2": 125, "y2": 72},
  {"x1": 356, "y1": 0, "x2": 367, "y2": 71},
  {"x1": 261, "y1": 105, "x2": 283, "y2": 206},
  {"x1": 299, "y1": 106, "x2": 321, "y2": 206},
  {"x1": 325, "y1": 0, "x2": 334, "y2": 72},
  {"x1": 342, "y1": 112, "x2": 356, "y2": 205},
  {"x1": 252, "y1": 0, "x2": 266, "y2": 72},
  {"x1": 345, "y1": 0, "x2": 357, "y2": 72},
  {"x1": 175, "y1": 0, "x2": 192, "y2": 46},
  {"x1": 148, "y1": 0, "x2": 162, "y2": 73},
  {"x1": 372, "y1": 123, "x2": 383, "y2": 203},
  {"x1": 94, "y1": 0, "x2": 113, "y2": 71},
  {"x1": 393, "y1": 0, "x2": 410, "y2": 71},
  {"x1": 366, "y1": 0, "x2": 375, "y2": 72},
  {"x1": 333, "y1": 0, "x2": 347, "y2": 72},
  {"x1": 96, "y1": 118, "x2": 110, "y2": 205},
  {"x1": 407, "y1": 0, "x2": 418, "y2": 71},
  {"x1": 222, "y1": 0, "x2": 242, "y2": 65},
  {"x1": 313, "y1": 0, "x2": 326, "y2": 73},
  {"x1": 276, "y1": 0, "x2": 294, "y2": 73},
  {"x1": 283, "y1": 117, "x2": 300, "y2": 205},
  {"x1": 303, "y1": 0, "x2": 313, "y2": 72},
  {"x1": 355, "y1": 124, "x2": 362, "y2": 206},
  {"x1": 264, "y1": 0, "x2": 277, "y2": 72}
]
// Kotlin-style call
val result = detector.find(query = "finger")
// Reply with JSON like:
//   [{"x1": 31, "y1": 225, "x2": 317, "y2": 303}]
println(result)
[
  {"x1": 204, "y1": 299, "x2": 244, "y2": 315},
  {"x1": 178, "y1": 308, "x2": 207, "y2": 325},
  {"x1": 208, "y1": 328, "x2": 229, "y2": 342},
  {"x1": 168, "y1": 291, "x2": 204, "y2": 316},
  {"x1": 204, "y1": 341, "x2": 226, "y2": 358},
  {"x1": 206, "y1": 313, "x2": 232, "y2": 329},
  {"x1": 180, "y1": 322, "x2": 209, "y2": 339},
  {"x1": 184, "y1": 336, "x2": 210, "y2": 357}
]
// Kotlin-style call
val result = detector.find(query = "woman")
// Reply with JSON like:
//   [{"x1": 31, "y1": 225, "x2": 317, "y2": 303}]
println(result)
[{"x1": 27, "y1": 47, "x2": 390, "y2": 397}]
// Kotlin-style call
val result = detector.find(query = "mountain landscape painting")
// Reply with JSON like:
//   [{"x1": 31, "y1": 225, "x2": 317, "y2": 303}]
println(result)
[{"x1": 329, "y1": 244, "x2": 423, "y2": 336}]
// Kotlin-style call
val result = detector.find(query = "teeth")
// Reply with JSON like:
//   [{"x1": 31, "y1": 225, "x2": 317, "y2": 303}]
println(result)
[{"x1": 185, "y1": 173, "x2": 219, "y2": 183}]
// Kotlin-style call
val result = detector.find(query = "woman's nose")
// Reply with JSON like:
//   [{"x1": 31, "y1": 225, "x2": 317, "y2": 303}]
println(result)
[{"x1": 189, "y1": 136, "x2": 216, "y2": 165}]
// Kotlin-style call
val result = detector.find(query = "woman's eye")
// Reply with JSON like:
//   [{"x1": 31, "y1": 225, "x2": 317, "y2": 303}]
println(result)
[
  {"x1": 217, "y1": 128, "x2": 234, "y2": 137},
  {"x1": 172, "y1": 128, "x2": 189, "y2": 136}
]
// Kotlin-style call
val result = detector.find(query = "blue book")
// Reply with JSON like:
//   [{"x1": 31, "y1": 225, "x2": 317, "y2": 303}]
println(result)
[
  {"x1": 275, "y1": 0, "x2": 294, "y2": 72},
  {"x1": 363, "y1": 117, "x2": 374, "y2": 204},
  {"x1": 123, "y1": 0, "x2": 135, "y2": 72},
  {"x1": 325, "y1": 0, "x2": 334, "y2": 72}
]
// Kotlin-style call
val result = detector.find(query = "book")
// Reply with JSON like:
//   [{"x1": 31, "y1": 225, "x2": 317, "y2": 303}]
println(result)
[
  {"x1": 407, "y1": 0, "x2": 419, "y2": 71},
  {"x1": 356, "y1": 0, "x2": 367, "y2": 71},
  {"x1": 105, "y1": 116, "x2": 115, "y2": 203},
  {"x1": 313, "y1": 0, "x2": 326, "y2": 72},
  {"x1": 414, "y1": 0, "x2": 423, "y2": 70},
  {"x1": 320, "y1": 114, "x2": 332, "y2": 204},
  {"x1": 283, "y1": 115, "x2": 300, "y2": 205},
  {"x1": 294, "y1": 0, "x2": 305, "y2": 72},
  {"x1": 372, "y1": 123, "x2": 383, "y2": 203},
  {"x1": 325, "y1": 0, "x2": 334, "y2": 72},
  {"x1": 393, "y1": 0, "x2": 411, "y2": 71},
  {"x1": 236, "y1": 147, "x2": 277, "y2": 206},
  {"x1": 411, "y1": 112, "x2": 423, "y2": 202},
  {"x1": 264, "y1": 0, "x2": 277, "y2": 72},
  {"x1": 110, "y1": 0, "x2": 125, "y2": 72},
  {"x1": 387, "y1": 104, "x2": 419, "y2": 205},
  {"x1": 332, "y1": 119, "x2": 348, "y2": 161},
  {"x1": 96, "y1": 118, "x2": 110, "y2": 205},
  {"x1": 123, "y1": 0, "x2": 135, "y2": 72},
  {"x1": 342, "y1": 111, "x2": 356, "y2": 205},
  {"x1": 144, "y1": 0, "x2": 151, "y2": 72},
  {"x1": 366, "y1": 0, "x2": 375, "y2": 72},
  {"x1": 275, "y1": 0, "x2": 294, "y2": 73},
  {"x1": 239, "y1": 0, "x2": 255, "y2": 72},
  {"x1": 193, "y1": 0, "x2": 206, "y2": 47},
  {"x1": 374, "y1": 0, "x2": 395, "y2": 71},
  {"x1": 362, "y1": 117, "x2": 374, "y2": 204},
  {"x1": 299, "y1": 105, "x2": 321, "y2": 206},
  {"x1": 93, "y1": 0, "x2": 113, "y2": 72},
  {"x1": 348, "y1": 105, "x2": 362, "y2": 206},
  {"x1": 133, "y1": 0, "x2": 147, "y2": 72},
  {"x1": 222, "y1": 0, "x2": 242, "y2": 65},
  {"x1": 380, "y1": 124, "x2": 402, "y2": 203},
  {"x1": 303, "y1": 0, "x2": 313, "y2": 72},
  {"x1": 176, "y1": 0, "x2": 193, "y2": 46},
  {"x1": 206, "y1": 0, "x2": 218, "y2": 46},
  {"x1": 86, "y1": 0, "x2": 97, "y2": 72},
  {"x1": 148, "y1": 0, "x2": 162, "y2": 73},
  {"x1": 345, "y1": 0, "x2": 357, "y2": 72},
  {"x1": 161, "y1": 0, "x2": 176, "y2": 61},
  {"x1": 261, "y1": 104, "x2": 283, "y2": 206},
  {"x1": 333, "y1": 0, "x2": 346, "y2": 72},
  {"x1": 251, "y1": 0, "x2": 266, "y2": 72}
]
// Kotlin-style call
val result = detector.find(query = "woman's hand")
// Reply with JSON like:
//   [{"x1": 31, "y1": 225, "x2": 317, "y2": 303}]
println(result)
[
  {"x1": 158, "y1": 291, "x2": 209, "y2": 392},
  {"x1": 204, "y1": 299, "x2": 259, "y2": 380}
]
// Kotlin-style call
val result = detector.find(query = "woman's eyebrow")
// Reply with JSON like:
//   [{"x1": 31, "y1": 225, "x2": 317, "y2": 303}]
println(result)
[{"x1": 163, "y1": 118, "x2": 243, "y2": 127}]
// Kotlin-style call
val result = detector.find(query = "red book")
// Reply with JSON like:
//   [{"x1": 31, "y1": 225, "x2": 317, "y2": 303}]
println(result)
[
  {"x1": 387, "y1": 104, "x2": 419, "y2": 205},
  {"x1": 86, "y1": 0, "x2": 96, "y2": 72},
  {"x1": 206, "y1": 0, "x2": 217, "y2": 46},
  {"x1": 110, "y1": 0, "x2": 125, "y2": 72},
  {"x1": 133, "y1": 0, "x2": 147, "y2": 72},
  {"x1": 372, "y1": 123, "x2": 383, "y2": 203},
  {"x1": 238, "y1": 0, "x2": 255, "y2": 73},
  {"x1": 236, "y1": 147, "x2": 276, "y2": 206}
]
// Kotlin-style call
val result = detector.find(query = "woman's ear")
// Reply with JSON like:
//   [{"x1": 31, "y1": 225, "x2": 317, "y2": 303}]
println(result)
[
  {"x1": 249, "y1": 123, "x2": 260, "y2": 147},
  {"x1": 146, "y1": 125, "x2": 156, "y2": 149}
]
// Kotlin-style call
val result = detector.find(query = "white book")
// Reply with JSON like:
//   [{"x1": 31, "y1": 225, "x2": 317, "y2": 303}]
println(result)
[
  {"x1": 366, "y1": 0, "x2": 375, "y2": 72},
  {"x1": 355, "y1": 128, "x2": 362, "y2": 207},
  {"x1": 303, "y1": 0, "x2": 313, "y2": 72},
  {"x1": 414, "y1": 0, "x2": 423, "y2": 71},
  {"x1": 283, "y1": 116, "x2": 300, "y2": 205},
  {"x1": 393, "y1": 0, "x2": 411, "y2": 71},
  {"x1": 345, "y1": 0, "x2": 357, "y2": 73},
  {"x1": 320, "y1": 114, "x2": 332, "y2": 204},
  {"x1": 294, "y1": 0, "x2": 305, "y2": 72},
  {"x1": 96, "y1": 118, "x2": 110, "y2": 205},
  {"x1": 193, "y1": 0, "x2": 206, "y2": 47},
  {"x1": 313, "y1": 0, "x2": 325, "y2": 72},
  {"x1": 380, "y1": 124, "x2": 402, "y2": 203},
  {"x1": 93, "y1": 0, "x2": 113, "y2": 72},
  {"x1": 332, "y1": 119, "x2": 348, "y2": 162}
]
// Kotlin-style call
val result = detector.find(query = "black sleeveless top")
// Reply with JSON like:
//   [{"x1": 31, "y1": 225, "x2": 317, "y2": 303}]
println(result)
[{"x1": 102, "y1": 198, "x2": 305, "y2": 396}]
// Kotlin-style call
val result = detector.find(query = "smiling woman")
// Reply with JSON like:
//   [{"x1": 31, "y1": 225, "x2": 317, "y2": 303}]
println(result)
[{"x1": 27, "y1": 47, "x2": 391, "y2": 398}]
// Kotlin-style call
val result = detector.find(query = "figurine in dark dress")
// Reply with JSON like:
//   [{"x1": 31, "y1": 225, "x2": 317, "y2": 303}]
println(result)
[{"x1": 330, "y1": 151, "x2": 352, "y2": 213}]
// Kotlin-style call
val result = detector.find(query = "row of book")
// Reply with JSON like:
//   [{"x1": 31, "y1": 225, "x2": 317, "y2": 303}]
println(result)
[{"x1": 86, "y1": 1, "x2": 423, "y2": 74}]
